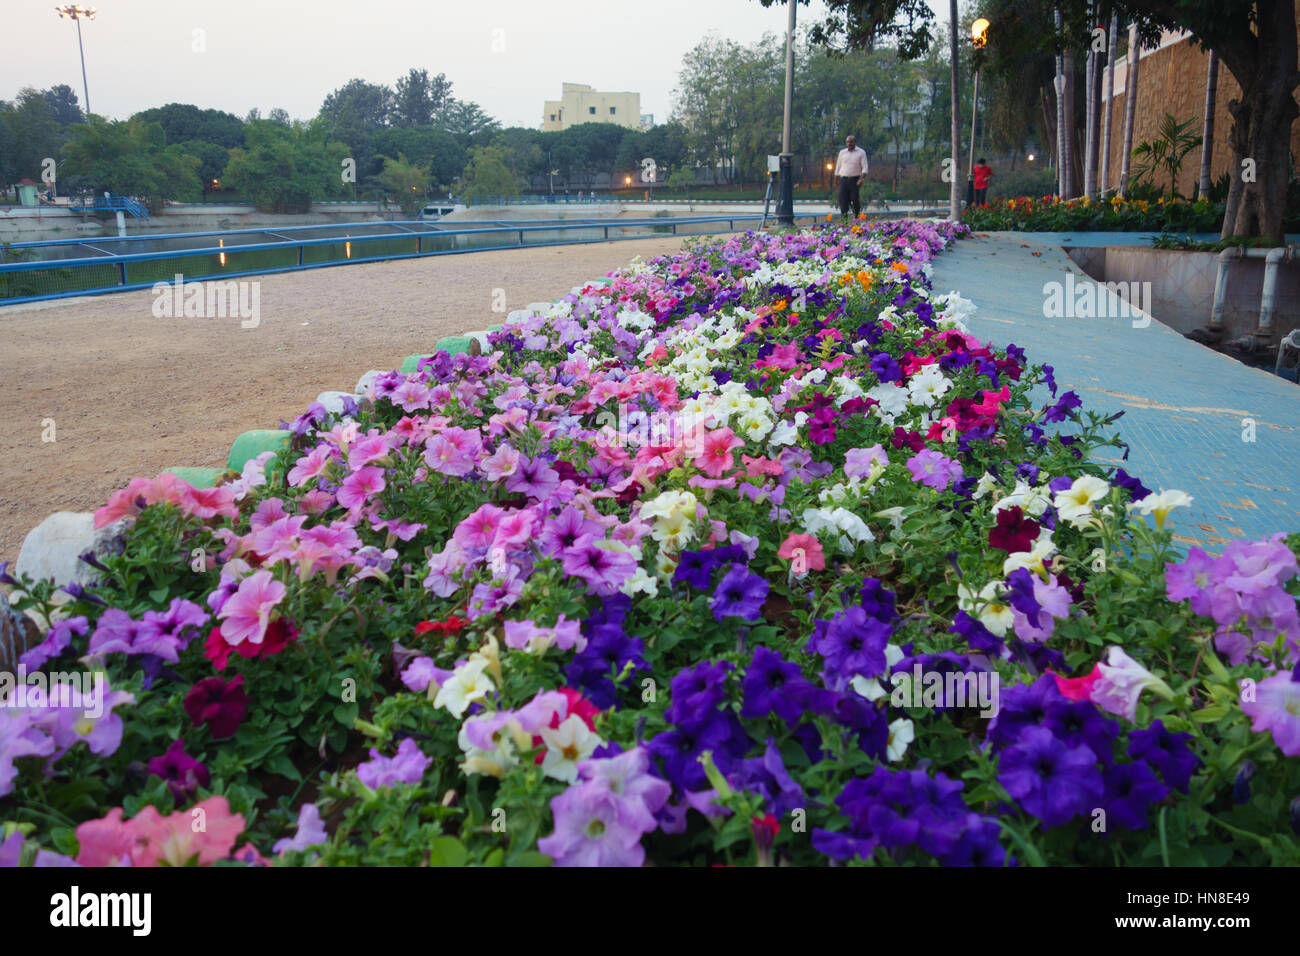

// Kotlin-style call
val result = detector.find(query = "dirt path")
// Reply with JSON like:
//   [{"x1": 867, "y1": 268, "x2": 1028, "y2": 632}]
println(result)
[{"x1": 0, "y1": 236, "x2": 689, "y2": 562}]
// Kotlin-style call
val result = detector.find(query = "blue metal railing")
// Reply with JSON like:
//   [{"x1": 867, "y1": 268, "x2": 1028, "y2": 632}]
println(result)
[
  {"x1": 0, "y1": 213, "x2": 877, "y2": 305},
  {"x1": 69, "y1": 195, "x2": 151, "y2": 220}
]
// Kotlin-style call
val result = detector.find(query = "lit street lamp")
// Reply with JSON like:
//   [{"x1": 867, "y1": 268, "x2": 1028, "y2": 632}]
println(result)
[
  {"x1": 56, "y1": 5, "x2": 97, "y2": 119},
  {"x1": 966, "y1": 17, "x2": 989, "y2": 206}
]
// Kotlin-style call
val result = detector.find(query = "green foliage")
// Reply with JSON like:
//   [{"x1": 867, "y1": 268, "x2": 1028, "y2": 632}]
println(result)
[
  {"x1": 61, "y1": 117, "x2": 203, "y2": 207},
  {"x1": 963, "y1": 193, "x2": 1223, "y2": 232},
  {"x1": 1130, "y1": 114, "x2": 1204, "y2": 201},
  {"x1": 459, "y1": 145, "x2": 523, "y2": 202},
  {"x1": 377, "y1": 152, "x2": 432, "y2": 214},
  {"x1": 221, "y1": 119, "x2": 351, "y2": 213}
]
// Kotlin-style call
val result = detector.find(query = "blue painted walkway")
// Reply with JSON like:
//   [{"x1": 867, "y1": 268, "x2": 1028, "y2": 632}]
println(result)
[{"x1": 930, "y1": 232, "x2": 1299, "y2": 551}]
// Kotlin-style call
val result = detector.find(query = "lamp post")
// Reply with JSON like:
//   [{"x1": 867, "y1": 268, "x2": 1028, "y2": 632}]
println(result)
[
  {"x1": 966, "y1": 17, "x2": 989, "y2": 206},
  {"x1": 56, "y1": 5, "x2": 97, "y2": 119},
  {"x1": 776, "y1": 0, "x2": 796, "y2": 226}
]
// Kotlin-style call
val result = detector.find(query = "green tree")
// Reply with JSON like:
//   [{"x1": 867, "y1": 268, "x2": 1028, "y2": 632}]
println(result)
[
  {"x1": 133, "y1": 103, "x2": 245, "y2": 148},
  {"x1": 0, "y1": 89, "x2": 66, "y2": 190},
  {"x1": 222, "y1": 119, "x2": 351, "y2": 212},
  {"x1": 395, "y1": 69, "x2": 453, "y2": 127},
  {"x1": 41, "y1": 84, "x2": 84, "y2": 126},
  {"x1": 377, "y1": 152, "x2": 432, "y2": 213},
  {"x1": 373, "y1": 126, "x2": 467, "y2": 191},
  {"x1": 61, "y1": 117, "x2": 202, "y2": 207},
  {"x1": 459, "y1": 145, "x2": 523, "y2": 202}
]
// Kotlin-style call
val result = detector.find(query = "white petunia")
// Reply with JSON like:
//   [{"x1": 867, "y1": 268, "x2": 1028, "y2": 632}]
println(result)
[
  {"x1": 1054, "y1": 476, "x2": 1111, "y2": 529},
  {"x1": 886, "y1": 718, "x2": 915, "y2": 762},
  {"x1": 539, "y1": 714, "x2": 603, "y2": 783},
  {"x1": 433, "y1": 658, "x2": 494, "y2": 718}
]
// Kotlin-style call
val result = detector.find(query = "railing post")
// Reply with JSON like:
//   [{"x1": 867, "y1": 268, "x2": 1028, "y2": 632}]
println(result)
[
  {"x1": 604, "y1": 226, "x2": 609, "y2": 241},
  {"x1": 298, "y1": 244, "x2": 304, "y2": 266},
  {"x1": 119, "y1": 261, "x2": 127, "y2": 286}
]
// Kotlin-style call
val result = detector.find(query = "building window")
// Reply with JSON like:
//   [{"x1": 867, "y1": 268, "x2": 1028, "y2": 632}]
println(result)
[
  {"x1": 549, "y1": 114, "x2": 556, "y2": 121},
  {"x1": 609, "y1": 107, "x2": 616, "y2": 115},
  {"x1": 588, "y1": 106, "x2": 596, "y2": 115}
]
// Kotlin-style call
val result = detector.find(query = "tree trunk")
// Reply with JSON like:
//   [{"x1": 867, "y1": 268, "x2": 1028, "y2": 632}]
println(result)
[
  {"x1": 1042, "y1": 88, "x2": 1058, "y2": 173},
  {"x1": 1120, "y1": 22, "x2": 1141, "y2": 197},
  {"x1": 1216, "y1": 1, "x2": 1298, "y2": 243},
  {"x1": 1084, "y1": 2, "x2": 1098, "y2": 199},
  {"x1": 1063, "y1": 46, "x2": 1077, "y2": 197},
  {"x1": 1100, "y1": 12, "x2": 1118, "y2": 195},
  {"x1": 1054, "y1": 9, "x2": 1066, "y2": 196},
  {"x1": 1199, "y1": 50, "x2": 1219, "y2": 199},
  {"x1": 949, "y1": 0, "x2": 962, "y2": 222}
]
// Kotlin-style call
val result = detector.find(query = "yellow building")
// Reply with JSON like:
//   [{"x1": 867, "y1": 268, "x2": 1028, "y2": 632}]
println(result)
[{"x1": 542, "y1": 83, "x2": 643, "y2": 132}]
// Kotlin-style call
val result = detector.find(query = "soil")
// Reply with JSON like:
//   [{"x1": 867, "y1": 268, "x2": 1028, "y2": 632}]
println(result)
[{"x1": 0, "y1": 236, "x2": 689, "y2": 562}]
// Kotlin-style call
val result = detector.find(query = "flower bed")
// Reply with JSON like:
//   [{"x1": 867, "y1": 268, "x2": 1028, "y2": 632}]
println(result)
[
  {"x1": 963, "y1": 195, "x2": 1223, "y2": 234},
  {"x1": 2, "y1": 218, "x2": 1298, "y2": 867}
]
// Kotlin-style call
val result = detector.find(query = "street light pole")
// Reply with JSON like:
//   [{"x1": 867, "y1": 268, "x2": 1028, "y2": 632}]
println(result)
[
  {"x1": 56, "y1": 6, "x2": 98, "y2": 119},
  {"x1": 776, "y1": 0, "x2": 796, "y2": 226},
  {"x1": 967, "y1": 19, "x2": 989, "y2": 206},
  {"x1": 948, "y1": 0, "x2": 961, "y2": 222}
]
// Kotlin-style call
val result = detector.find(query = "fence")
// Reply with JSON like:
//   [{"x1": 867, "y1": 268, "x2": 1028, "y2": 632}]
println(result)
[{"x1": 0, "y1": 213, "x2": 872, "y2": 305}]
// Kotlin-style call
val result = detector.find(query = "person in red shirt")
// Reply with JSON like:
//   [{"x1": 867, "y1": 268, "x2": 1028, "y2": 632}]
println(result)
[{"x1": 973, "y1": 158, "x2": 993, "y2": 206}]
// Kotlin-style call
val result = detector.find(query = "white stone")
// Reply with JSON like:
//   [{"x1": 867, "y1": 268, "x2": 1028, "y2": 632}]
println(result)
[
  {"x1": 15, "y1": 512, "x2": 129, "y2": 591},
  {"x1": 506, "y1": 309, "x2": 535, "y2": 324},
  {"x1": 354, "y1": 369, "x2": 386, "y2": 396},
  {"x1": 315, "y1": 390, "x2": 352, "y2": 415},
  {"x1": 524, "y1": 301, "x2": 552, "y2": 314}
]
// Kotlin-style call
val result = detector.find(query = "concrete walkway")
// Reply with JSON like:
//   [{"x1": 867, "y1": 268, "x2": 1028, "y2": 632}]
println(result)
[{"x1": 931, "y1": 232, "x2": 1299, "y2": 552}]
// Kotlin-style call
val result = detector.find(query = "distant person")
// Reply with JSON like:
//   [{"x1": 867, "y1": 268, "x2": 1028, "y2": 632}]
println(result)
[
  {"x1": 834, "y1": 135, "x2": 869, "y2": 218},
  {"x1": 973, "y1": 158, "x2": 993, "y2": 206}
]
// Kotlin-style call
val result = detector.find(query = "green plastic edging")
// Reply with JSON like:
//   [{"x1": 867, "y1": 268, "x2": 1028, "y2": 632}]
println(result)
[
  {"x1": 588, "y1": 277, "x2": 613, "y2": 287},
  {"x1": 435, "y1": 335, "x2": 474, "y2": 356},
  {"x1": 401, "y1": 353, "x2": 435, "y2": 373},
  {"x1": 226, "y1": 429, "x2": 291, "y2": 473},
  {"x1": 161, "y1": 467, "x2": 225, "y2": 489},
  {"x1": 487, "y1": 324, "x2": 503, "y2": 332}
]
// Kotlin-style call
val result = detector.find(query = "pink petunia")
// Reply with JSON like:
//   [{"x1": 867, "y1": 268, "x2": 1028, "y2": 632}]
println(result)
[
  {"x1": 287, "y1": 445, "x2": 334, "y2": 487},
  {"x1": 348, "y1": 434, "x2": 391, "y2": 468},
  {"x1": 337, "y1": 466, "x2": 386, "y2": 512},
  {"x1": 693, "y1": 426, "x2": 744, "y2": 478},
  {"x1": 777, "y1": 533, "x2": 826, "y2": 573},
  {"x1": 179, "y1": 485, "x2": 239, "y2": 522},
  {"x1": 218, "y1": 569, "x2": 286, "y2": 646}
]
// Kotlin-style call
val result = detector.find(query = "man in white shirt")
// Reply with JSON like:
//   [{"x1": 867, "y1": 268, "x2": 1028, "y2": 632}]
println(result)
[{"x1": 833, "y1": 135, "x2": 869, "y2": 219}]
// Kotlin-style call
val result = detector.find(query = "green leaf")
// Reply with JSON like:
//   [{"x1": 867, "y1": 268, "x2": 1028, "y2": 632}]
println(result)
[{"x1": 429, "y1": 836, "x2": 469, "y2": 867}]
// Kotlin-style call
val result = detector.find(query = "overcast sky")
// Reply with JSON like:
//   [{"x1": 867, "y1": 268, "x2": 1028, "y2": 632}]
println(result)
[{"x1": 4, "y1": 0, "x2": 953, "y2": 128}]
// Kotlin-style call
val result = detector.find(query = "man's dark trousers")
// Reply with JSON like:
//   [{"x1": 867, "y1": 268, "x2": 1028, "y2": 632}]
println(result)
[{"x1": 838, "y1": 176, "x2": 861, "y2": 216}]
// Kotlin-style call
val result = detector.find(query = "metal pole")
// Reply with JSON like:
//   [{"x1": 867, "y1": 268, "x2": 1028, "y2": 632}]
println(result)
[
  {"x1": 949, "y1": 0, "x2": 962, "y2": 222},
  {"x1": 76, "y1": 18, "x2": 91, "y2": 117},
  {"x1": 966, "y1": 69, "x2": 979, "y2": 204},
  {"x1": 777, "y1": 0, "x2": 796, "y2": 226}
]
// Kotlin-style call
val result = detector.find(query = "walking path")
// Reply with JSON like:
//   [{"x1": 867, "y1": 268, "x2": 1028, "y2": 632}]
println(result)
[{"x1": 930, "y1": 232, "x2": 1299, "y2": 552}]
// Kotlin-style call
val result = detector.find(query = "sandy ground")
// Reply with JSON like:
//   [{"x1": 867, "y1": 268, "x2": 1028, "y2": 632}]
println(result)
[{"x1": 0, "y1": 236, "x2": 689, "y2": 562}]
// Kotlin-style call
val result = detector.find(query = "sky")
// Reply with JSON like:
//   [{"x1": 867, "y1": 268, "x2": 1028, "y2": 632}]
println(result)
[{"x1": 3, "y1": 0, "x2": 953, "y2": 128}]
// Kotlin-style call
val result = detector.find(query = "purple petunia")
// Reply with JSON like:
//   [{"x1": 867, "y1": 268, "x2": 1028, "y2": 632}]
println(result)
[
  {"x1": 997, "y1": 725, "x2": 1104, "y2": 827},
  {"x1": 356, "y1": 737, "x2": 432, "y2": 789},
  {"x1": 906, "y1": 449, "x2": 964, "y2": 491},
  {"x1": 710, "y1": 564, "x2": 769, "y2": 622}
]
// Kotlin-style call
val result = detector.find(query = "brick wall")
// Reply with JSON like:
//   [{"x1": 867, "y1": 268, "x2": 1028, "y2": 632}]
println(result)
[{"x1": 1099, "y1": 13, "x2": 1300, "y2": 198}]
